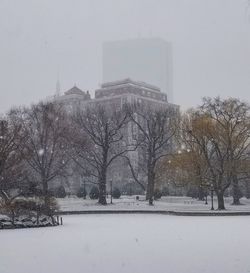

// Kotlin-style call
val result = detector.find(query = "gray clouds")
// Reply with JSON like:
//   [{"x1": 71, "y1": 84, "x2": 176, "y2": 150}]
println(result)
[{"x1": 0, "y1": 0, "x2": 250, "y2": 112}]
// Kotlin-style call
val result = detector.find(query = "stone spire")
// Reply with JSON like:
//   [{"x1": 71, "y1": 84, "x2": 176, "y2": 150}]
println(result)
[{"x1": 55, "y1": 79, "x2": 61, "y2": 97}]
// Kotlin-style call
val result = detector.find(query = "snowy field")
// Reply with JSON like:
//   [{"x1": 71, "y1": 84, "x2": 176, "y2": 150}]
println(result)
[
  {"x1": 1, "y1": 214, "x2": 250, "y2": 273},
  {"x1": 57, "y1": 195, "x2": 250, "y2": 212}
]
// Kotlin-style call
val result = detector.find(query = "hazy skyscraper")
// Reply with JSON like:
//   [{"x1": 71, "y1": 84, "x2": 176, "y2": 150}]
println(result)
[{"x1": 102, "y1": 38, "x2": 173, "y2": 102}]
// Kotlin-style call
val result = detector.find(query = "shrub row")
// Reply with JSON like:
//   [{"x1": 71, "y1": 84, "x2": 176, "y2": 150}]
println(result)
[{"x1": 51, "y1": 185, "x2": 167, "y2": 200}]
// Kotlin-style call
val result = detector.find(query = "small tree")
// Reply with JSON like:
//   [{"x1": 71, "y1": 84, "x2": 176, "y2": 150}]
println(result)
[
  {"x1": 76, "y1": 186, "x2": 87, "y2": 198},
  {"x1": 186, "y1": 186, "x2": 199, "y2": 199},
  {"x1": 154, "y1": 189, "x2": 162, "y2": 200},
  {"x1": 89, "y1": 186, "x2": 99, "y2": 200},
  {"x1": 112, "y1": 187, "x2": 121, "y2": 199},
  {"x1": 54, "y1": 185, "x2": 66, "y2": 198},
  {"x1": 162, "y1": 187, "x2": 169, "y2": 196}
]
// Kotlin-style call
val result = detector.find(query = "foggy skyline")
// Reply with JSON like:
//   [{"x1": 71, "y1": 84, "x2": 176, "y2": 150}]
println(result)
[{"x1": 0, "y1": 0, "x2": 250, "y2": 113}]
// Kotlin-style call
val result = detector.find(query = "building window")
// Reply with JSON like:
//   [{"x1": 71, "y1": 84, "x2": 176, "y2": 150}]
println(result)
[{"x1": 122, "y1": 97, "x2": 127, "y2": 106}]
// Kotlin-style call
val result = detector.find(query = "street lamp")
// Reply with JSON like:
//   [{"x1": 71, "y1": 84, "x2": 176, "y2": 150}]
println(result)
[
  {"x1": 83, "y1": 177, "x2": 86, "y2": 200},
  {"x1": 198, "y1": 183, "x2": 209, "y2": 205},
  {"x1": 205, "y1": 191, "x2": 208, "y2": 205},
  {"x1": 210, "y1": 184, "x2": 214, "y2": 210},
  {"x1": 110, "y1": 179, "x2": 113, "y2": 204}
]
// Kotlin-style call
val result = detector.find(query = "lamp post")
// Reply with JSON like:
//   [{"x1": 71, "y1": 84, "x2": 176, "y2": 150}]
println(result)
[
  {"x1": 210, "y1": 184, "x2": 214, "y2": 211},
  {"x1": 129, "y1": 182, "x2": 132, "y2": 196},
  {"x1": 83, "y1": 177, "x2": 86, "y2": 200},
  {"x1": 205, "y1": 192, "x2": 208, "y2": 205},
  {"x1": 110, "y1": 179, "x2": 113, "y2": 204}
]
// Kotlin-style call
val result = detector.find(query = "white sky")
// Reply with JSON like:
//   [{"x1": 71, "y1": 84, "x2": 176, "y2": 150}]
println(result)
[{"x1": 0, "y1": 0, "x2": 250, "y2": 112}]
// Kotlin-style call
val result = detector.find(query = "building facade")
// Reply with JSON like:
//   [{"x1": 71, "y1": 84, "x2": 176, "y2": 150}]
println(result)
[
  {"x1": 102, "y1": 38, "x2": 173, "y2": 102},
  {"x1": 56, "y1": 79, "x2": 178, "y2": 194}
]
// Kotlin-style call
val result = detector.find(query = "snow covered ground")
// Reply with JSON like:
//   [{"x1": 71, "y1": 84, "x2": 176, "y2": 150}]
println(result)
[
  {"x1": 1, "y1": 214, "x2": 250, "y2": 273},
  {"x1": 57, "y1": 195, "x2": 250, "y2": 212}
]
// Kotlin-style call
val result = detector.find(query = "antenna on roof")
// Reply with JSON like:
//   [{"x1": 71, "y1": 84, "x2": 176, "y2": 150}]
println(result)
[
  {"x1": 55, "y1": 69, "x2": 61, "y2": 97},
  {"x1": 55, "y1": 80, "x2": 61, "y2": 97}
]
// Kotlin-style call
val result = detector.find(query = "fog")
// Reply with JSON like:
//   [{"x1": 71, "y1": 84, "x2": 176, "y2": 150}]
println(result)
[{"x1": 0, "y1": 0, "x2": 250, "y2": 112}]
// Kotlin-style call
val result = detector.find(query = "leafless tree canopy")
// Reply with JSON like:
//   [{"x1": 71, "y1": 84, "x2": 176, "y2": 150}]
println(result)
[
  {"x1": 72, "y1": 104, "x2": 129, "y2": 205},
  {"x1": 125, "y1": 103, "x2": 179, "y2": 205},
  {"x1": 0, "y1": 111, "x2": 28, "y2": 203},
  {"x1": 16, "y1": 101, "x2": 71, "y2": 210}
]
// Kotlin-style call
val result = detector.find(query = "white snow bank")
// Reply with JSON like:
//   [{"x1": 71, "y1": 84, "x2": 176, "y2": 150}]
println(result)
[{"x1": 0, "y1": 214, "x2": 250, "y2": 273}]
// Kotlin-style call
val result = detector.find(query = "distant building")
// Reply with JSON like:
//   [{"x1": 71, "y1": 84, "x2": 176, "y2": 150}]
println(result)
[
  {"x1": 55, "y1": 85, "x2": 91, "y2": 113},
  {"x1": 102, "y1": 38, "x2": 173, "y2": 102},
  {"x1": 58, "y1": 85, "x2": 90, "y2": 102},
  {"x1": 55, "y1": 79, "x2": 178, "y2": 193}
]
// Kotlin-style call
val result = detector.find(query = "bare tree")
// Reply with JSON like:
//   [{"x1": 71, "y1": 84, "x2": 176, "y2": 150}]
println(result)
[
  {"x1": 17, "y1": 101, "x2": 71, "y2": 212},
  {"x1": 181, "y1": 97, "x2": 250, "y2": 209},
  {"x1": 0, "y1": 111, "x2": 29, "y2": 220},
  {"x1": 73, "y1": 104, "x2": 129, "y2": 205},
  {"x1": 125, "y1": 103, "x2": 178, "y2": 205}
]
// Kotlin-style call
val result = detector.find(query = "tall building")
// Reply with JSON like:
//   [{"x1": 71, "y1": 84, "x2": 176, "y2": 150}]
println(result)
[
  {"x1": 102, "y1": 38, "x2": 173, "y2": 102},
  {"x1": 55, "y1": 78, "x2": 178, "y2": 193}
]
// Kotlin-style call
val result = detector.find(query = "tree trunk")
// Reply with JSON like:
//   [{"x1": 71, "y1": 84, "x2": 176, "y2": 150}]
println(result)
[
  {"x1": 98, "y1": 180, "x2": 107, "y2": 205},
  {"x1": 232, "y1": 175, "x2": 241, "y2": 205},
  {"x1": 245, "y1": 181, "x2": 250, "y2": 199},
  {"x1": 198, "y1": 186, "x2": 204, "y2": 201},
  {"x1": 147, "y1": 182, "x2": 154, "y2": 205},
  {"x1": 146, "y1": 169, "x2": 155, "y2": 205},
  {"x1": 98, "y1": 167, "x2": 107, "y2": 205},
  {"x1": 98, "y1": 149, "x2": 108, "y2": 205},
  {"x1": 217, "y1": 191, "x2": 225, "y2": 210},
  {"x1": 36, "y1": 210, "x2": 39, "y2": 226},
  {"x1": 11, "y1": 209, "x2": 15, "y2": 225},
  {"x1": 146, "y1": 187, "x2": 150, "y2": 200},
  {"x1": 42, "y1": 177, "x2": 51, "y2": 215}
]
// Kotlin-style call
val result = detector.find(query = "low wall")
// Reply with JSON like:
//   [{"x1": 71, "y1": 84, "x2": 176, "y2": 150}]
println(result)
[{"x1": 56, "y1": 210, "x2": 250, "y2": 216}]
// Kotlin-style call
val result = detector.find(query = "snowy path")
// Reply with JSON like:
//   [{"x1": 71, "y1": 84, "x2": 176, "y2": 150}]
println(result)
[
  {"x1": 1, "y1": 214, "x2": 250, "y2": 273},
  {"x1": 57, "y1": 196, "x2": 250, "y2": 212}
]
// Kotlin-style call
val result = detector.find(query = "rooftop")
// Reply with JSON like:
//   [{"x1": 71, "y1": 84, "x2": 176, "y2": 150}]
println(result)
[
  {"x1": 64, "y1": 86, "x2": 86, "y2": 96},
  {"x1": 101, "y1": 78, "x2": 161, "y2": 92}
]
